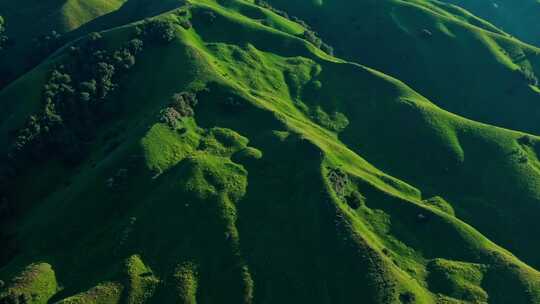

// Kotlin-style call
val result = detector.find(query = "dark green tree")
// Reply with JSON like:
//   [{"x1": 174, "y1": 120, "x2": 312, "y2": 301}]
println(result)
[
  {"x1": 0, "y1": 16, "x2": 8, "y2": 50},
  {"x1": 169, "y1": 92, "x2": 198, "y2": 117},
  {"x1": 32, "y1": 30, "x2": 63, "y2": 62},
  {"x1": 136, "y1": 19, "x2": 176, "y2": 44}
]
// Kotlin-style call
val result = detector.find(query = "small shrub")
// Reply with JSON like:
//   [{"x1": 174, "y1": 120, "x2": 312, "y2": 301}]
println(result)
[
  {"x1": 91, "y1": 62, "x2": 116, "y2": 99},
  {"x1": 200, "y1": 10, "x2": 217, "y2": 24},
  {"x1": 303, "y1": 30, "x2": 322, "y2": 48},
  {"x1": 320, "y1": 42, "x2": 334, "y2": 56},
  {"x1": 179, "y1": 19, "x2": 192, "y2": 29},
  {"x1": 125, "y1": 38, "x2": 144, "y2": 54},
  {"x1": 518, "y1": 135, "x2": 533, "y2": 146},
  {"x1": 0, "y1": 292, "x2": 29, "y2": 304},
  {"x1": 32, "y1": 30, "x2": 63, "y2": 61},
  {"x1": 0, "y1": 16, "x2": 8, "y2": 50},
  {"x1": 399, "y1": 291, "x2": 416, "y2": 303},
  {"x1": 176, "y1": 8, "x2": 189, "y2": 17},
  {"x1": 511, "y1": 148, "x2": 529, "y2": 163},
  {"x1": 327, "y1": 168, "x2": 349, "y2": 197},
  {"x1": 301, "y1": 30, "x2": 334, "y2": 55},
  {"x1": 159, "y1": 107, "x2": 183, "y2": 129},
  {"x1": 112, "y1": 49, "x2": 136, "y2": 71},
  {"x1": 291, "y1": 16, "x2": 310, "y2": 30},
  {"x1": 521, "y1": 68, "x2": 539, "y2": 86},
  {"x1": 254, "y1": 0, "x2": 289, "y2": 19},
  {"x1": 169, "y1": 92, "x2": 198, "y2": 117},
  {"x1": 420, "y1": 29, "x2": 433, "y2": 39},
  {"x1": 345, "y1": 191, "x2": 364, "y2": 209},
  {"x1": 518, "y1": 153, "x2": 528, "y2": 163}
]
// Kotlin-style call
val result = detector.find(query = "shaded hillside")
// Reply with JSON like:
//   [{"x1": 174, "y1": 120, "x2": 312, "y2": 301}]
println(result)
[
  {"x1": 0, "y1": 0, "x2": 191, "y2": 89},
  {"x1": 0, "y1": 0, "x2": 128, "y2": 86}
]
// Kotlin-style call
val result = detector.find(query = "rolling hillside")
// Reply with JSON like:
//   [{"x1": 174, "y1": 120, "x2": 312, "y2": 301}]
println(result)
[
  {"x1": 0, "y1": 0, "x2": 127, "y2": 87},
  {"x1": 436, "y1": 0, "x2": 540, "y2": 47},
  {"x1": 265, "y1": 0, "x2": 540, "y2": 136},
  {"x1": 1, "y1": 0, "x2": 540, "y2": 303}
]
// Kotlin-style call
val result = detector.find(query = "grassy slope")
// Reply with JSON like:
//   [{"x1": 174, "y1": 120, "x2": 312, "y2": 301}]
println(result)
[
  {"x1": 264, "y1": 0, "x2": 540, "y2": 137},
  {"x1": 1, "y1": 0, "x2": 540, "y2": 303},
  {"x1": 0, "y1": 0, "x2": 126, "y2": 87},
  {"x1": 434, "y1": 0, "x2": 540, "y2": 47},
  {"x1": 0, "y1": 0, "x2": 125, "y2": 37}
]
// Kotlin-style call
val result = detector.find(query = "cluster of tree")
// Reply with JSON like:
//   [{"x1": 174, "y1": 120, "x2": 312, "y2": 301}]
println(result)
[
  {"x1": 0, "y1": 16, "x2": 8, "y2": 51},
  {"x1": 519, "y1": 67, "x2": 539, "y2": 86},
  {"x1": 160, "y1": 92, "x2": 198, "y2": 129},
  {"x1": 254, "y1": 0, "x2": 291, "y2": 20},
  {"x1": 399, "y1": 292, "x2": 416, "y2": 304},
  {"x1": 0, "y1": 292, "x2": 30, "y2": 304},
  {"x1": 1, "y1": 17, "x2": 179, "y2": 224},
  {"x1": 10, "y1": 33, "x2": 144, "y2": 166},
  {"x1": 254, "y1": 1, "x2": 312, "y2": 29},
  {"x1": 302, "y1": 30, "x2": 334, "y2": 55},
  {"x1": 327, "y1": 167, "x2": 349, "y2": 197},
  {"x1": 175, "y1": 8, "x2": 193, "y2": 30},
  {"x1": 33, "y1": 30, "x2": 63, "y2": 59},
  {"x1": 136, "y1": 19, "x2": 176, "y2": 44},
  {"x1": 254, "y1": 0, "x2": 312, "y2": 29},
  {"x1": 0, "y1": 20, "x2": 180, "y2": 269},
  {"x1": 170, "y1": 92, "x2": 198, "y2": 116},
  {"x1": 253, "y1": 1, "x2": 334, "y2": 55}
]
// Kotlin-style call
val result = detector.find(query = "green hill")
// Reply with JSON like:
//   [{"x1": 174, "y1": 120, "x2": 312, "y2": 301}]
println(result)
[
  {"x1": 0, "y1": 0, "x2": 127, "y2": 86},
  {"x1": 1, "y1": 0, "x2": 540, "y2": 303},
  {"x1": 436, "y1": 0, "x2": 540, "y2": 47},
  {"x1": 265, "y1": 0, "x2": 540, "y2": 136}
]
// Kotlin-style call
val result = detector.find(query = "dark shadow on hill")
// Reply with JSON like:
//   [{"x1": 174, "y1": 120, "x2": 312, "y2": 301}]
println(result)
[{"x1": 67, "y1": 0, "x2": 188, "y2": 40}]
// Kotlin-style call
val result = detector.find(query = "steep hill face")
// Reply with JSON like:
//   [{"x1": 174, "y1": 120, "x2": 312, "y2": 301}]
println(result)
[
  {"x1": 0, "y1": 0, "x2": 189, "y2": 88},
  {"x1": 1, "y1": 0, "x2": 540, "y2": 303},
  {"x1": 265, "y1": 0, "x2": 540, "y2": 136},
  {"x1": 436, "y1": 0, "x2": 540, "y2": 47},
  {"x1": 0, "y1": 0, "x2": 126, "y2": 87}
]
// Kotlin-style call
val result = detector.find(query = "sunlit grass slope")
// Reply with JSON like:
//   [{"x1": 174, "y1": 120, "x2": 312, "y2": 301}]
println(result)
[
  {"x1": 1, "y1": 0, "x2": 540, "y2": 303},
  {"x1": 264, "y1": 0, "x2": 540, "y2": 137}
]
